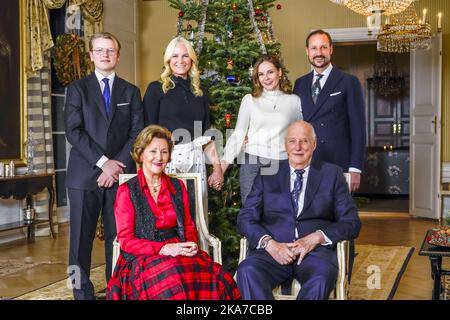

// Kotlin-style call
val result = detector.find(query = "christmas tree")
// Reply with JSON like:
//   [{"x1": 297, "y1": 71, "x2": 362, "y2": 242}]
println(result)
[{"x1": 168, "y1": 0, "x2": 286, "y2": 272}]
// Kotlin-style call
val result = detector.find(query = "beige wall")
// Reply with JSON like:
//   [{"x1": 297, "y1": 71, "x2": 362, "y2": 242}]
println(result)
[{"x1": 139, "y1": 0, "x2": 449, "y2": 159}]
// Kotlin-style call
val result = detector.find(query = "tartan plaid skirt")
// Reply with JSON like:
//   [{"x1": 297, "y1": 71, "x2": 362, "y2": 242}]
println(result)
[{"x1": 106, "y1": 240, "x2": 240, "y2": 300}]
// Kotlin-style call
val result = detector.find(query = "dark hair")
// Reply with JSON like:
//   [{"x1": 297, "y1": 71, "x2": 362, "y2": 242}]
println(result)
[
  {"x1": 251, "y1": 55, "x2": 292, "y2": 97},
  {"x1": 306, "y1": 29, "x2": 333, "y2": 48}
]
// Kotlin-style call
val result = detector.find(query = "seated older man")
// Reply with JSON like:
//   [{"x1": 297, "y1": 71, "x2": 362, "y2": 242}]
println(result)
[{"x1": 236, "y1": 120, "x2": 361, "y2": 300}]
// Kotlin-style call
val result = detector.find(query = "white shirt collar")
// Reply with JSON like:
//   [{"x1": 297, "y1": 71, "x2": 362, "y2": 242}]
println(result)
[
  {"x1": 313, "y1": 63, "x2": 333, "y2": 78},
  {"x1": 94, "y1": 70, "x2": 115, "y2": 84},
  {"x1": 289, "y1": 164, "x2": 310, "y2": 176}
]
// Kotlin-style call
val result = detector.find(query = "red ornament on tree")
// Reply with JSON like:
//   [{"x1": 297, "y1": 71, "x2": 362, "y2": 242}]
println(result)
[
  {"x1": 255, "y1": 8, "x2": 262, "y2": 16},
  {"x1": 178, "y1": 11, "x2": 184, "y2": 17},
  {"x1": 225, "y1": 114, "x2": 232, "y2": 128},
  {"x1": 261, "y1": 15, "x2": 267, "y2": 22},
  {"x1": 276, "y1": 4, "x2": 282, "y2": 10}
]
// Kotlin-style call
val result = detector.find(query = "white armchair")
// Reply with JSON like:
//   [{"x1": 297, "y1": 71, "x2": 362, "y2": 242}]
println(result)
[
  {"x1": 112, "y1": 172, "x2": 222, "y2": 275},
  {"x1": 237, "y1": 237, "x2": 350, "y2": 300}
]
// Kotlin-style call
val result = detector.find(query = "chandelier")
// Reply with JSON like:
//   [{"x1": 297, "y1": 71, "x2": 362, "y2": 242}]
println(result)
[
  {"x1": 329, "y1": 0, "x2": 414, "y2": 16},
  {"x1": 377, "y1": 3, "x2": 432, "y2": 53},
  {"x1": 329, "y1": 0, "x2": 415, "y2": 35},
  {"x1": 367, "y1": 52, "x2": 405, "y2": 97}
]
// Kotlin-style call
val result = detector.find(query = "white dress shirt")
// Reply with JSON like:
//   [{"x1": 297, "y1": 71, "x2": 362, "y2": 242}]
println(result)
[
  {"x1": 94, "y1": 70, "x2": 116, "y2": 169},
  {"x1": 289, "y1": 165, "x2": 331, "y2": 244},
  {"x1": 257, "y1": 164, "x2": 331, "y2": 249}
]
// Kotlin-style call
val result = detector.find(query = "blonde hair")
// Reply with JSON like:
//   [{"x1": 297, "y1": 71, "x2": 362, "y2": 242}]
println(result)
[
  {"x1": 131, "y1": 125, "x2": 174, "y2": 165},
  {"x1": 89, "y1": 32, "x2": 121, "y2": 52},
  {"x1": 160, "y1": 37, "x2": 203, "y2": 97}
]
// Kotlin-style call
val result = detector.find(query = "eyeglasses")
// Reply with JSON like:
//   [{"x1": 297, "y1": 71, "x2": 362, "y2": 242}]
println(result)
[{"x1": 91, "y1": 48, "x2": 117, "y2": 56}]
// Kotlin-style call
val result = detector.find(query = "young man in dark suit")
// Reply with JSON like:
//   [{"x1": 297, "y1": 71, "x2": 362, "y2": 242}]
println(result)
[
  {"x1": 236, "y1": 120, "x2": 361, "y2": 300},
  {"x1": 64, "y1": 32, "x2": 143, "y2": 300},
  {"x1": 293, "y1": 29, "x2": 366, "y2": 192}
]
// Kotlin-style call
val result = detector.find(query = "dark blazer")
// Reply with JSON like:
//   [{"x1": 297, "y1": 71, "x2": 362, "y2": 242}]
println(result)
[
  {"x1": 237, "y1": 160, "x2": 361, "y2": 267},
  {"x1": 293, "y1": 67, "x2": 366, "y2": 171},
  {"x1": 65, "y1": 73, "x2": 143, "y2": 190}
]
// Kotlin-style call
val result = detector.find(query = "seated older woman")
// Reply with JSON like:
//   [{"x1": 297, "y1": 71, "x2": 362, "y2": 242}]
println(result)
[{"x1": 106, "y1": 125, "x2": 240, "y2": 300}]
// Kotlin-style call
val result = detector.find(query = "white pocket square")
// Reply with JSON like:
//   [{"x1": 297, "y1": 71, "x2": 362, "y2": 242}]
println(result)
[
  {"x1": 117, "y1": 102, "x2": 130, "y2": 106},
  {"x1": 330, "y1": 92, "x2": 342, "y2": 96}
]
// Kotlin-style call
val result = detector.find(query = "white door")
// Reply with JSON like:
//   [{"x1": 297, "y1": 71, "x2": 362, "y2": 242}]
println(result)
[
  {"x1": 103, "y1": 0, "x2": 139, "y2": 85},
  {"x1": 409, "y1": 34, "x2": 442, "y2": 219}
]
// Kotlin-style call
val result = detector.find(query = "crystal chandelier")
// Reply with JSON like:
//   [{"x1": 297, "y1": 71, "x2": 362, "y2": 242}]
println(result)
[
  {"x1": 333, "y1": 0, "x2": 414, "y2": 16},
  {"x1": 367, "y1": 52, "x2": 405, "y2": 97},
  {"x1": 377, "y1": 3, "x2": 432, "y2": 53},
  {"x1": 329, "y1": 0, "x2": 414, "y2": 35}
]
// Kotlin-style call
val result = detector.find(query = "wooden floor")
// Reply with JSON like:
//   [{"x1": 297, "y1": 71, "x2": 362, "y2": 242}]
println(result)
[{"x1": 0, "y1": 213, "x2": 446, "y2": 299}]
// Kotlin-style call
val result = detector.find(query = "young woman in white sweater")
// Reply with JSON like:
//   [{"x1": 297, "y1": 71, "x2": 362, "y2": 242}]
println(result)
[{"x1": 216, "y1": 55, "x2": 303, "y2": 205}]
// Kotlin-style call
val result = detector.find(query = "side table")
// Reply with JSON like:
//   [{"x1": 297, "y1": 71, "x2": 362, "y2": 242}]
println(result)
[
  {"x1": 419, "y1": 229, "x2": 450, "y2": 300},
  {"x1": 0, "y1": 174, "x2": 56, "y2": 242}
]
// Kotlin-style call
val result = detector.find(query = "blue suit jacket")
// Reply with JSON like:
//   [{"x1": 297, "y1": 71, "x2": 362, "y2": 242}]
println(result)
[
  {"x1": 293, "y1": 67, "x2": 366, "y2": 172},
  {"x1": 237, "y1": 160, "x2": 361, "y2": 267}
]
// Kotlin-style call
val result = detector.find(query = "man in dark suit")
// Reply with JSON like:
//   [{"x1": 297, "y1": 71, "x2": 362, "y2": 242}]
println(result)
[
  {"x1": 293, "y1": 29, "x2": 365, "y2": 192},
  {"x1": 65, "y1": 32, "x2": 143, "y2": 300},
  {"x1": 236, "y1": 120, "x2": 361, "y2": 300}
]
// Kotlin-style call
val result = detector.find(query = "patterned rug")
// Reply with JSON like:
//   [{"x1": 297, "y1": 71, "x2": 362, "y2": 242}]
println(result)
[
  {"x1": 0, "y1": 259, "x2": 52, "y2": 278},
  {"x1": 14, "y1": 265, "x2": 106, "y2": 300},
  {"x1": 348, "y1": 244, "x2": 414, "y2": 300},
  {"x1": 13, "y1": 245, "x2": 414, "y2": 300}
]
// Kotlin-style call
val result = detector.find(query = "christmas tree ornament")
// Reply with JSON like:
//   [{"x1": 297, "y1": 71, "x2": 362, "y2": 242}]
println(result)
[
  {"x1": 261, "y1": 15, "x2": 267, "y2": 22},
  {"x1": 248, "y1": 65, "x2": 254, "y2": 79},
  {"x1": 187, "y1": 23, "x2": 192, "y2": 30},
  {"x1": 226, "y1": 75, "x2": 236, "y2": 82},
  {"x1": 189, "y1": 30, "x2": 195, "y2": 40},
  {"x1": 227, "y1": 30, "x2": 233, "y2": 39},
  {"x1": 226, "y1": 58, "x2": 234, "y2": 70},
  {"x1": 276, "y1": 4, "x2": 282, "y2": 10},
  {"x1": 178, "y1": 11, "x2": 184, "y2": 17},
  {"x1": 225, "y1": 113, "x2": 231, "y2": 128},
  {"x1": 231, "y1": 3, "x2": 237, "y2": 11},
  {"x1": 255, "y1": 8, "x2": 262, "y2": 16}
]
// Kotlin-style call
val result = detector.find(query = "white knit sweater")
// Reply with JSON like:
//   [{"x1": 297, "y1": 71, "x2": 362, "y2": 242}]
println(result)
[{"x1": 222, "y1": 89, "x2": 302, "y2": 164}]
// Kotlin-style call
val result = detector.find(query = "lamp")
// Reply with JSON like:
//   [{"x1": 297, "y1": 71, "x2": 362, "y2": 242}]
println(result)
[
  {"x1": 329, "y1": 0, "x2": 414, "y2": 36},
  {"x1": 367, "y1": 52, "x2": 405, "y2": 97},
  {"x1": 338, "y1": 0, "x2": 414, "y2": 16},
  {"x1": 377, "y1": 3, "x2": 432, "y2": 53}
]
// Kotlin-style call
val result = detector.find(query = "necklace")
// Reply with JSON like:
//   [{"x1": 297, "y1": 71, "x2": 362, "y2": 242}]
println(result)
[
  {"x1": 150, "y1": 183, "x2": 161, "y2": 193},
  {"x1": 144, "y1": 174, "x2": 162, "y2": 193},
  {"x1": 263, "y1": 91, "x2": 282, "y2": 109}
]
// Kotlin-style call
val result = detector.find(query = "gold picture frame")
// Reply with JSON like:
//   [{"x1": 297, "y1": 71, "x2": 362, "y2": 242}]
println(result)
[{"x1": 0, "y1": 0, "x2": 27, "y2": 166}]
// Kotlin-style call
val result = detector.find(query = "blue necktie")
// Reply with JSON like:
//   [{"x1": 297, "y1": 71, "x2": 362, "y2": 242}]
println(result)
[
  {"x1": 102, "y1": 78, "x2": 111, "y2": 116},
  {"x1": 311, "y1": 74, "x2": 323, "y2": 104},
  {"x1": 291, "y1": 169, "x2": 305, "y2": 215}
]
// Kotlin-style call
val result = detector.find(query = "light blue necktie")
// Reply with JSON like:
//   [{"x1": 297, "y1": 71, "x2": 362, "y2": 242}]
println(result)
[
  {"x1": 102, "y1": 78, "x2": 111, "y2": 116},
  {"x1": 291, "y1": 169, "x2": 305, "y2": 215}
]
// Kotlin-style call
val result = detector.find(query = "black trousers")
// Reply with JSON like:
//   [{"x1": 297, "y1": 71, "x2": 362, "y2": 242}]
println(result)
[{"x1": 68, "y1": 186, "x2": 117, "y2": 300}]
